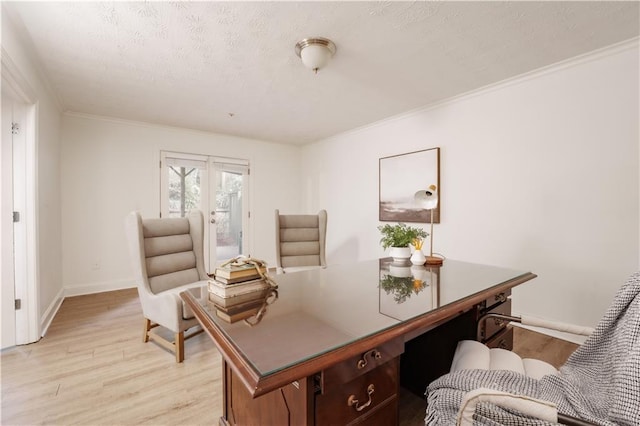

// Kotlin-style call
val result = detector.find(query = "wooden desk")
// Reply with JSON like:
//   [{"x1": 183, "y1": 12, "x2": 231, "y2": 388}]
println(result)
[{"x1": 182, "y1": 258, "x2": 536, "y2": 425}]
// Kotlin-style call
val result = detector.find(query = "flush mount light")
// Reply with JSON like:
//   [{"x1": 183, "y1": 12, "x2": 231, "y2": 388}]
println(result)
[{"x1": 295, "y1": 37, "x2": 336, "y2": 74}]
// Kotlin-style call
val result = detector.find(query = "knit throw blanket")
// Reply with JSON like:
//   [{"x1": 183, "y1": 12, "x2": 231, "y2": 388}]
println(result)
[{"x1": 426, "y1": 271, "x2": 640, "y2": 426}]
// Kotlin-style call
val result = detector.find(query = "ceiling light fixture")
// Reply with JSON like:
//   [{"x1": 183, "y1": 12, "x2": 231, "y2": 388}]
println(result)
[{"x1": 295, "y1": 37, "x2": 336, "y2": 74}]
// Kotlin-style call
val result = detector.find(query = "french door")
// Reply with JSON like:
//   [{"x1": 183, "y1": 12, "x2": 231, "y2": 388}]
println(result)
[{"x1": 160, "y1": 151, "x2": 249, "y2": 272}]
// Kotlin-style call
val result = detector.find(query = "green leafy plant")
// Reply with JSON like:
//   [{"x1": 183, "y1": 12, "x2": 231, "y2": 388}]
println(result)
[
  {"x1": 379, "y1": 274, "x2": 427, "y2": 303},
  {"x1": 377, "y1": 223, "x2": 428, "y2": 250}
]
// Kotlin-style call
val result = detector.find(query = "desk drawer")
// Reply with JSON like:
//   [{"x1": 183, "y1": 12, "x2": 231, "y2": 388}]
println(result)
[
  {"x1": 480, "y1": 298, "x2": 511, "y2": 341},
  {"x1": 479, "y1": 289, "x2": 511, "y2": 312},
  {"x1": 348, "y1": 396, "x2": 397, "y2": 425},
  {"x1": 315, "y1": 358, "x2": 398, "y2": 425},
  {"x1": 321, "y1": 338, "x2": 403, "y2": 392},
  {"x1": 485, "y1": 326, "x2": 513, "y2": 350}
]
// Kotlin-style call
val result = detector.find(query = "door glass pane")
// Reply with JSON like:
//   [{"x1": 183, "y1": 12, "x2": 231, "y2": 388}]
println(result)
[
  {"x1": 215, "y1": 170, "x2": 243, "y2": 261},
  {"x1": 168, "y1": 166, "x2": 202, "y2": 218}
]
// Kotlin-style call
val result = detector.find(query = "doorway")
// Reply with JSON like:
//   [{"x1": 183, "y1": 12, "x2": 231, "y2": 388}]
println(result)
[{"x1": 160, "y1": 151, "x2": 250, "y2": 272}]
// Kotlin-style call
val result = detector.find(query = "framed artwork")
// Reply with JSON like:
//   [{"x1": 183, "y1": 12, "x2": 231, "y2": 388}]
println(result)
[{"x1": 379, "y1": 147, "x2": 440, "y2": 223}]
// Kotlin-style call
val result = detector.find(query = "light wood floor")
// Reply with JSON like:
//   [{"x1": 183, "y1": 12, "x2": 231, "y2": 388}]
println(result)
[
  {"x1": 1, "y1": 289, "x2": 221, "y2": 425},
  {"x1": 1, "y1": 289, "x2": 578, "y2": 425}
]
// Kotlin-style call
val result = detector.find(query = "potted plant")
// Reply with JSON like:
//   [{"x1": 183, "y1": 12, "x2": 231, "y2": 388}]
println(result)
[
  {"x1": 379, "y1": 273, "x2": 427, "y2": 303},
  {"x1": 377, "y1": 223, "x2": 428, "y2": 262}
]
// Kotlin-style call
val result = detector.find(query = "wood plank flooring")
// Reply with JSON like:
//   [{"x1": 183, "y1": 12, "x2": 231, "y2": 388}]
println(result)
[
  {"x1": 512, "y1": 326, "x2": 578, "y2": 369},
  {"x1": 1, "y1": 289, "x2": 578, "y2": 425},
  {"x1": 1, "y1": 289, "x2": 221, "y2": 425}
]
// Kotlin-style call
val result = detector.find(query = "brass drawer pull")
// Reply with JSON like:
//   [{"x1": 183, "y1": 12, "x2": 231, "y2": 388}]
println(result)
[
  {"x1": 357, "y1": 349, "x2": 381, "y2": 369},
  {"x1": 495, "y1": 293, "x2": 507, "y2": 303},
  {"x1": 494, "y1": 318, "x2": 505, "y2": 327},
  {"x1": 347, "y1": 384, "x2": 375, "y2": 412}
]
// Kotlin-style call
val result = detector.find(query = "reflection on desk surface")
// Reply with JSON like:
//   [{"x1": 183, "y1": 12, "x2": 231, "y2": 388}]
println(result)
[
  {"x1": 223, "y1": 312, "x2": 354, "y2": 373},
  {"x1": 379, "y1": 260, "x2": 440, "y2": 321},
  {"x1": 200, "y1": 258, "x2": 531, "y2": 376}
]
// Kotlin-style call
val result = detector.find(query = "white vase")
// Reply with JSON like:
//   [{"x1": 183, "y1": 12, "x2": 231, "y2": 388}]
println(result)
[
  {"x1": 410, "y1": 265, "x2": 433, "y2": 285},
  {"x1": 410, "y1": 249, "x2": 426, "y2": 266},
  {"x1": 389, "y1": 264, "x2": 412, "y2": 277},
  {"x1": 410, "y1": 265, "x2": 428, "y2": 283},
  {"x1": 389, "y1": 246, "x2": 411, "y2": 263}
]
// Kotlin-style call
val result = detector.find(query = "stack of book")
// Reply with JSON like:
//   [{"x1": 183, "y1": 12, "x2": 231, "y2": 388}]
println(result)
[
  {"x1": 212, "y1": 262, "x2": 267, "y2": 284},
  {"x1": 208, "y1": 262, "x2": 270, "y2": 323}
]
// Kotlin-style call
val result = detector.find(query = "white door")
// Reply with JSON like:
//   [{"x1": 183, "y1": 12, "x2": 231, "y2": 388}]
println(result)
[
  {"x1": 1, "y1": 85, "x2": 36, "y2": 348},
  {"x1": 208, "y1": 158, "x2": 249, "y2": 267},
  {"x1": 1, "y1": 87, "x2": 17, "y2": 348},
  {"x1": 160, "y1": 152, "x2": 249, "y2": 272}
]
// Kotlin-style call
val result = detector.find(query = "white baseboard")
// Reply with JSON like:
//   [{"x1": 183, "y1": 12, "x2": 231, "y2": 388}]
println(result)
[
  {"x1": 64, "y1": 279, "x2": 136, "y2": 297},
  {"x1": 40, "y1": 287, "x2": 64, "y2": 337},
  {"x1": 39, "y1": 280, "x2": 137, "y2": 338}
]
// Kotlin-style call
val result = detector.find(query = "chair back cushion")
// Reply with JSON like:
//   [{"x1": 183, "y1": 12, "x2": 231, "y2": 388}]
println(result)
[
  {"x1": 142, "y1": 217, "x2": 200, "y2": 294},
  {"x1": 276, "y1": 211, "x2": 327, "y2": 268}
]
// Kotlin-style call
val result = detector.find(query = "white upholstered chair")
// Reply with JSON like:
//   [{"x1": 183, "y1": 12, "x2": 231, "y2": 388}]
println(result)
[
  {"x1": 275, "y1": 209, "x2": 327, "y2": 273},
  {"x1": 125, "y1": 210, "x2": 208, "y2": 362},
  {"x1": 449, "y1": 314, "x2": 594, "y2": 381},
  {"x1": 426, "y1": 272, "x2": 640, "y2": 426}
]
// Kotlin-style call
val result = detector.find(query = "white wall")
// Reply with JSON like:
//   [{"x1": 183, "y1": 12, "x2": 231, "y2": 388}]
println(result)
[
  {"x1": 7, "y1": 1, "x2": 637, "y2": 343},
  {"x1": 301, "y1": 41, "x2": 639, "y2": 333},
  {"x1": 60, "y1": 114, "x2": 300, "y2": 295},
  {"x1": 2, "y1": 7, "x2": 63, "y2": 334}
]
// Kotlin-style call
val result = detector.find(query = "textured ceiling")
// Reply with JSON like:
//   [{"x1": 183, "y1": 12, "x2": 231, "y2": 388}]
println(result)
[{"x1": 6, "y1": 1, "x2": 640, "y2": 145}]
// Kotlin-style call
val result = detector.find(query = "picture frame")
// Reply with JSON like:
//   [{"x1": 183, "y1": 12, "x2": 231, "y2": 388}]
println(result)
[{"x1": 379, "y1": 147, "x2": 440, "y2": 223}]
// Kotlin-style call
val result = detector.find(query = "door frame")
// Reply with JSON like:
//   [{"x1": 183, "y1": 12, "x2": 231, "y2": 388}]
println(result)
[{"x1": 1, "y1": 51, "x2": 40, "y2": 346}]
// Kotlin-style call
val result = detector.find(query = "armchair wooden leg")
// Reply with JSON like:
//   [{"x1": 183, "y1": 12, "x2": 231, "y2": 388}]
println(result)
[
  {"x1": 143, "y1": 318, "x2": 151, "y2": 343},
  {"x1": 175, "y1": 331, "x2": 185, "y2": 363},
  {"x1": 143, "y1": 319, "x2": 189, "y2": 362}
]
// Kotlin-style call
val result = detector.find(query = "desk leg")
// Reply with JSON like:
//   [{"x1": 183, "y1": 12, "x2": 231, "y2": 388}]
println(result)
[
  {"x1": 220, "y1": 360, "x2": 231, "y2": 426},
  {"x1": 221, "y1": 362, "x2": 314, "y2": 425}
]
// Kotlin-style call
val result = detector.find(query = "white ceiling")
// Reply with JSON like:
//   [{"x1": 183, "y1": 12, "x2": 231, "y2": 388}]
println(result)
[{"x1": 6, "y1": 1, "x2": 640, "y2": 145}]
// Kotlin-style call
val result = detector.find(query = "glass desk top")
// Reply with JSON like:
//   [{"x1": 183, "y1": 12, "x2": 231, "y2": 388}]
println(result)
[{"x1": 194, "y1": 258, "x2": 534, "y2": 378}]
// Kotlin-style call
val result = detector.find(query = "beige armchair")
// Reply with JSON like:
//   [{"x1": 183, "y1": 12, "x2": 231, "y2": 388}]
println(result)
[
  {"x1": 125, "y1": 210, "x2": 208, "y2": 362},
  {"x1": 275, "y1": 209, "x2": 327, "y2": 273}
]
